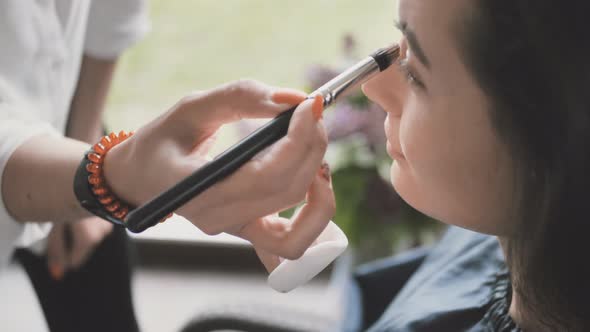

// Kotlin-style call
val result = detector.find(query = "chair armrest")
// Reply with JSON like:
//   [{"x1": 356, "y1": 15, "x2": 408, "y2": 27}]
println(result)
[{"x1": 180, "y1": 302, "x2": 337, "y2": 332}]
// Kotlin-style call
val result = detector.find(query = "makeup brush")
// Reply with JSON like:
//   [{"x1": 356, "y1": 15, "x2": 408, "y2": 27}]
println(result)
[{"x1": 125, "y1": 44, "x2": 401, "y2": 233}]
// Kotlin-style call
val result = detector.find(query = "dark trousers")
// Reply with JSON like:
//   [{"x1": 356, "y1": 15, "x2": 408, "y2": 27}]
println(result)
[{"x1": 13, "y1": 226, "x2": 139, "y2": 332}]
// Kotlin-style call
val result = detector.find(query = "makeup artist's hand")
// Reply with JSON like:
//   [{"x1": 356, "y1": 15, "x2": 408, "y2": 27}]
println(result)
[
  {"x1": 47, "y1": 217, "x2": 113, "y2": 280},
  {"x1": 250, "y1": 161, "x2": 334, "y2": 272},
  {"x1": 104, "y1": 80, "x2": 334, "y2": 261}
]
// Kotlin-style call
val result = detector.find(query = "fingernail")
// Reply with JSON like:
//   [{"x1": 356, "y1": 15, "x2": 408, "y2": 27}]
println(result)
[
  {"x1": 271, "y1": 90, "x2": 307, "y2": 105},
  {"x1": 318, "y1": 161, "x2": 331, "y2": 182},
  {"x1": 49, "y1": 264, "x2": 64, "y2": 281},
  {"x1": 312, "y1": 94, "x2": 324, "y2": 121}
]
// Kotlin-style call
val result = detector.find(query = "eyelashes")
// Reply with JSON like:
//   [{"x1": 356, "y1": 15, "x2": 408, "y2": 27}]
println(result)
[
  {"x1": 396, "y1": 42, "x2": 426, "y2": 91},
  {"x1": 399, "y1": 58, "x2": 425, "y2": 90},
  {"x1": 393, "y1": 35, "x2": 426, "y2": 92}
]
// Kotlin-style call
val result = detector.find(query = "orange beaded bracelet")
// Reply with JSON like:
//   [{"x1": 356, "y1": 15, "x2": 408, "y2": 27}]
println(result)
[
  {"x1": 85, "y1": 130, "x2": 134, "y2": 220},
  {"x1": 73, "y1": 131, "x2": 172, "y2": 228}
]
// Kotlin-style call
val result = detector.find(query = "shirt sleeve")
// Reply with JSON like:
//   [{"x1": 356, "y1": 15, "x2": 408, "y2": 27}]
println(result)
[
  {"x1": 84, "y1": 0, "x2": 150, "y2": 59},
  {"x1": 0, "y1": 78, "x2": 61, "y2": 266}
]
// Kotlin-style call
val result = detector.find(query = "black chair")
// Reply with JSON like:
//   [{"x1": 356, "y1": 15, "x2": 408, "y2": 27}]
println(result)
[{"x1": 180, "y1": 247, "x2": 431, "y2": 332}]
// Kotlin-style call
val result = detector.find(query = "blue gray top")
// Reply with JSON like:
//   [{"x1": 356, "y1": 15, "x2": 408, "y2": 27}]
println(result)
[{"x1": 354, "y1": 227, "x2": 521, "y2": 331}]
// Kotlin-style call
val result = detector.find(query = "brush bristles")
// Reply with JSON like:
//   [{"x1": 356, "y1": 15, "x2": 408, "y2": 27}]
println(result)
[{"x1": 371, "y1": 44, "x2": 401, "y2": 72}]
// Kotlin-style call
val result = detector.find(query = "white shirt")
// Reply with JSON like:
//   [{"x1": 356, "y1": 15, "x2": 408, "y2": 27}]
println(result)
[{"x1": 0, "y1": 0, "x2": 149, "y2": 268}]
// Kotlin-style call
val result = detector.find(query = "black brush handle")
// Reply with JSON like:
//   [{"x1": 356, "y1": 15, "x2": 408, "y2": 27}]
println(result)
[{"x1": 125, "y1": 105, "x2": 297, "y2": 233}]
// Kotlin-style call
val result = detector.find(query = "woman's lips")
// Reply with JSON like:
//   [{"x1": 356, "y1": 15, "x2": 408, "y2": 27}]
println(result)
[
  {"x1": 384, "y1": 117, "x2": 405, "y2": 161},
  {"x1": 386, "y1": 141, "x2": 406, "y2": 161}
]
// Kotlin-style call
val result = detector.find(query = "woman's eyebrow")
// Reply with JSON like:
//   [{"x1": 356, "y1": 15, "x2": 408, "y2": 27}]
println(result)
[{"x1": 394, "y1": 20, "x2": 431, "y2": 69}]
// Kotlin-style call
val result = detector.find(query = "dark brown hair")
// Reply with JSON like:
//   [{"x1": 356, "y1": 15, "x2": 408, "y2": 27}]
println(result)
[{"x1": 457, "y1": 1, "x2": 590, "y2": 330}]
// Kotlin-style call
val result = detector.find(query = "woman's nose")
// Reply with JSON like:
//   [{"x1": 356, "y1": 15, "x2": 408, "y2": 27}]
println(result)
[{"x1": 362, "y1": 65, "x2": 406, "y2": 118}]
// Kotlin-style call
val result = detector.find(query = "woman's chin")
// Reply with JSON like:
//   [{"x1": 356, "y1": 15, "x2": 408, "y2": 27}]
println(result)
[
  {"x1": 389, "y1": 162, "x2": 428, "y2": 219},
  {"x1": 389, "y1": 161, "x2": 405, "y2": 196}
]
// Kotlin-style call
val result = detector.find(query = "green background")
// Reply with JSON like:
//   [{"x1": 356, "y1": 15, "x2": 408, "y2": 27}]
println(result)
[{"x1": 105, "y1": 0, "x2": 399, "y2": 135}]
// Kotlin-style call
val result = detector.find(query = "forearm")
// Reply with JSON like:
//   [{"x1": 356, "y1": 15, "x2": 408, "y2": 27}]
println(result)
[
  {"x1": 2, "y1": 135, "x2": 91, "y2": 223},
  {"x1": 66, "y1": 55, "x2": 117, "y2": 143},
  {"x1": 3, "y1": 55, "x2": 117, "y2": 223}
]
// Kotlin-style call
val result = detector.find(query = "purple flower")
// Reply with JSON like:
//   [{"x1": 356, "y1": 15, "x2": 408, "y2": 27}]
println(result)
[
  {"x1": 304, "y1": 35, "x2": 388, "y2": 151},
  {"x1": 304, "y1": 65, "x2": 339, "y2": 91},
  {"x1": 325, "y1": 102, "x2": 367, "y2": 140},
  {"x1": 362, "y1": 103, "x2": 388, "y2": 151},
  {"x1": 325, "y1": 96, "x2": 387, "y2": 150}
]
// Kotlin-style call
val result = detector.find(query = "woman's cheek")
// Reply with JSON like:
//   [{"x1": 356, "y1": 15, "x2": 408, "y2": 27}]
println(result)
[
  {"x1": 394, "y1": 98, "x2": 451, "y2": 214},
  {"x1": 390, "y1": 100, "x2": 427, "y2": 198},
  {"x1": 398, "y1": 97, "x2": 430, "y2": 170}
]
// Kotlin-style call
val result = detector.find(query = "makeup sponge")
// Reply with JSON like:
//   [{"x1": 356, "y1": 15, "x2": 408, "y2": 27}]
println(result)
[{"x1": 267, "y1": 221, "x2": 348, "y2": 293}]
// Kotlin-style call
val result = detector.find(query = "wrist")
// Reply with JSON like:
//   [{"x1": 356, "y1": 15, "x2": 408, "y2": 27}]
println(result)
[
  {"x1": 73, "y1": 131, "x2": 173, "y2": 228},
  {"x1": 102, "y1": 139, "x2": 141, "y2": 207},
  {"x1": 73, "y1": 132, "x2": 134, "y2": 224}
]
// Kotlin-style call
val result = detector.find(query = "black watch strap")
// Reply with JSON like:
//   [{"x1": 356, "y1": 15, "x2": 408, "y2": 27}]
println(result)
[{"x1": 73, "y1": 151, "x2": 127, "y2": 227}]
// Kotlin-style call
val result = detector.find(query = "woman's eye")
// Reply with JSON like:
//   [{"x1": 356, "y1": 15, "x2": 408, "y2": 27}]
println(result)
[{"x1": 399, "y1": 59, "x2": 425, "y2": 90}]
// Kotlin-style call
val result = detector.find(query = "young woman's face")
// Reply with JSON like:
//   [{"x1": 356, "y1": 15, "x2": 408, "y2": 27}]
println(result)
[{"x1": 363, "y1": 0, "x2": 516, "y2": 236}]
